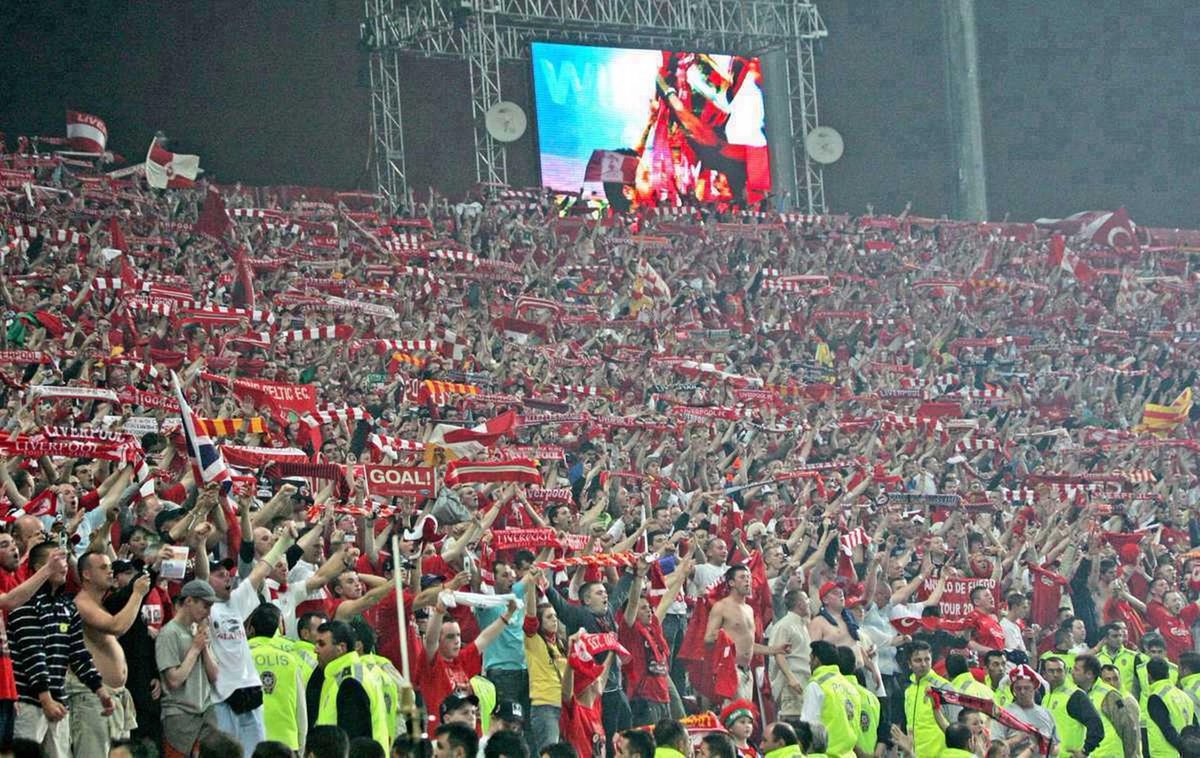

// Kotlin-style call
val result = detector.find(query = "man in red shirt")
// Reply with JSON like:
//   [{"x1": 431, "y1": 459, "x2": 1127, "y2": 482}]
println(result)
[
  {"x1": 1148, "y1": 591, "x2": 1200, "y2": 662},
  {"x1": 965, "y1": 585, "x2": 1006, "y2": 655},
  {"x1": 421, "y1": 597, "x2": 518, "y2": 728}
]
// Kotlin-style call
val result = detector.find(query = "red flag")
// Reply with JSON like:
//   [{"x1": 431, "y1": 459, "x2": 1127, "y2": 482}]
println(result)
[
  {"x1": 65, "y1": 111, "x2": 107, "y2": 153},
  {"x1": 108, "y1": 216, "x2": 127, "y2": 252},
  {"x1": 1082, "y1": 206, "x2": 1139, "y2": 251},
  {"x1": 1047, "y1": 233, "x2": 1064, "y2": 268},
  {"x1": 231, "y1": 247, "x2": 256, "y2": 310},
  {"x1": 194, "y1": 187, "x2": 231, "y2": 240}
]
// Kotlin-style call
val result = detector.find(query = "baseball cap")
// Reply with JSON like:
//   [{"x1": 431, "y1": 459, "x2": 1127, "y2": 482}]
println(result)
[
  {"x1": 209, "y1": 558, "x2": 236, "y2": 573},
  {"x1": 493, "y1": 701, "x2": 524, "y2": 724},
  {"x1": 154, "y1": 507, "x2": 187, "y2": 534},
  {"x1": 111, "y1": 560, "x2": 136, "y2": 575},
  {"x1": 178, "y1": 579, "x2": 217, "y2": 603},
  {"x1": 439, "y1": 693, "x2": 479, "y2": 719}
]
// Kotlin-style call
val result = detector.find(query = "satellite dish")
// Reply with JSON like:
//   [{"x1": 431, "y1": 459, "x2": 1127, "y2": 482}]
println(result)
[
  {"x1": 805, "y1": 125, "x2": 844, "y2": 164},
  {"x1": 485, "y1": 101, "x2": 527, "y2": 143}
]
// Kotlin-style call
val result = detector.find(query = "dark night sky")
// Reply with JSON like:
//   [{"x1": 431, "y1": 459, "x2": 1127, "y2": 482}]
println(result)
[{"x1": 2, "y1": 1, "x2": 1197, "y2": 226}]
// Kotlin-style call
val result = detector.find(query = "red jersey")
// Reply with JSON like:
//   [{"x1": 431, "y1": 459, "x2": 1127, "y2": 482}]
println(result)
[
  {"x1": 0, "y1": 570, "x2": 18, "y2": 700},
  {"x1": 420, "y1": 642, "x2": 483, "y2": 727},
  {"x1": 965, "y1": 609, "x2": 1006, "y2": 652},
  {"x1": 618, "y1": 615, "x2": 670, "y2": 704},
  {"x1": 1027, "y1": 563, "x2": 1069, "y2": 630},
  {"x1": 560, "y1": 697, "x2": 604, "y2": 758},
  {"x1": 1148, "y1": 603, "x2": 1200, "y2": 662}
]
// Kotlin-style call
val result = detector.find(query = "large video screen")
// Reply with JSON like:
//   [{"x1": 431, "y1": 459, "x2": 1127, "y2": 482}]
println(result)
[{"x1": 531, "y1": 41, "x2": 771, "y2": 209}]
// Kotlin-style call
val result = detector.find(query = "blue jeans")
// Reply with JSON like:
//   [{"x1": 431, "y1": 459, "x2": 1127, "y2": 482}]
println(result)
[
  {"x1": 214, "y1": 702, "x2": 265, "y2": 758},
  {"x1": 528, "y1": 704, "x2": 561, "y2": 754}
]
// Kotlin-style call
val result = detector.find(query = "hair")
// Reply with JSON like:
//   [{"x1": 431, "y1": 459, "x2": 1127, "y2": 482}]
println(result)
[
  {"x1": 957, "y1": 707, "x2": 981, "y2": 725},
  {"x1": 1141, "y1": 631, "x2": 1167, "y2": 652},
  {"x1": 347, "y1": 736, "x2": 386, "y2": 758},
  {"x1": 653, "y1": 719, "x2": 689, "y2": 753},
  {"x1": 983, "y1": 649, "x2": 1007, "y2": 666},
  {"x1": 27, "y1": 540, "x2": 56, "y2": 572},
  {"x1": 699, "y1": 733, "x2": 737, "y2": 758},
  {"x1": 436, "y1": 723, "x2": 480, "y2": 758},
  {"x1": 1099, "y1": 558, "x2": 1117, "y2": 574},
  {"x1": 1180, "y1": 652, "x2": 1200, "y2": 677},
  {"x1": 299, "y1": 610, "x2": 329, "y2": 638},
  {"x1": 75, "y1": 549, "x2": 104, "y2": 577},
  {"x1": 247, "y1": 602, "x2": 283, "y2": 639},
  {"x1": 199, "y1": 730, "x2": 246, "y2": 758},
  {"x1": 724, "y1": 564, "x2": 748, "y2": 583},
  {"x1": 513, "y1": 549, "x2": 536, "y2": 569},
  {"x1": 945, "y1": 653, "x2": 970, "y2": 679},
  {"x1": 318, "y1": 619, "x2": 357, "y2": 655},
  {"x1": 969, "y1": 586, "x2": 991, "y2": 604},
  {"x1": 538, "y1": 743, "x2": 578, "y2": 758},
  {"x1": 944, "y1": 723, "x2": 972, "y2": 751},
  {"x1": 906, "y1": 640, "x2": 932, "y2": 662},
  {"x1": 784, "y1": 589, "x2": 807, "y2": 612},
  {"x1": 391, "y1": 734, "x2": 428, "y2": 758},
  {"x1": 835, "y1": 646, "x2": 857, "y2": 677},
  {"x1": 619, "y1": 729, "x2": 656, "y2": 758},
  {"x1": 546, "y1": 504, "x2": 570, "y2": 525},
  {"x1": 810, "y1": 640, "x2": 838, "y2": 669},
  {"x1": 350, "y1": 616, "x2": 377, "y2": 654},
  {"x1": 1074, "y1": 654, "x2": 1101, "y2": 681},
  {"x1": 578, "y1": 581, "x2": 605, "y2": 606},
  {"x1": 307, "y1": 725, "x2": 351, "y2": 758},
  {"x1": 1005, "y1": 591, "x2": 1027, "y2": 608},
  {"x1": 483, "y1": 730, "x2": 529, "y2": 758},
  {"x1": 251, "y1": 741, "x2": 296, "y2": 758},
  {"x1": 1042, "y1": 655, "x2": 1068, "y2": 674},
  {"x1": 1099, "y1": 622, "x2": 1122, "y2": 639},
  {"x1": 766, "y1": 722, "x2": 798, "y2": 747},
  {"x1": 1147, "y1": 657, "x2": 1171, "y2": 683},
  {"x1": 792, "y1": 722, "x2": 827, "y2": 753},
  {"x1": 1054, "y1": 626, "x2": 1075, "y2": 648},
  {"x1": 985, "y1": 741, "x2": 1010, "y2": 758}
]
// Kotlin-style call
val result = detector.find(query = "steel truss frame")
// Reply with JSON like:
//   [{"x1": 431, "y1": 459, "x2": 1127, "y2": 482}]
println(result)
[{"x1": 363, "y1": 0, "x2": 828, "y2": 211}]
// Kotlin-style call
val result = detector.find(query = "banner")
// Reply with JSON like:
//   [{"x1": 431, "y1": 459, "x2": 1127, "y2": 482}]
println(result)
[
  {"x1": 364, "y1": 465, "x2": 436, "y2": 497},
  {"x1": 918, "y1": 575, "x2": 996, "y2": 618},
  {"x1": 228, "y1": 378, "x2": 318, "y2": 420}
]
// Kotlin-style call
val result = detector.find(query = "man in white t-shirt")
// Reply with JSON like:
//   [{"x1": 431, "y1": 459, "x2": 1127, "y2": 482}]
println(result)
[
  {"x1": 199, "y1": 520, "x2": 296, "y2": 757},
  {"x1": 999, "y1": 592, "x2": 1031, "y2": 654},
  {"x1": 688, "y1": 537, "x2": 729, "y2": 598}
]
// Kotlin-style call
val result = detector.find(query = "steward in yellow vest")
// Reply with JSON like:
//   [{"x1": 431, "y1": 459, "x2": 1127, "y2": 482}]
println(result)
[
  {"x1": 901, "y1": 642, "x2": 950, "y2": 757},
  {"x1": 1178, "y1": 652, "x2": 1200, "y2": 713},
  {"x1": 1143, "y1": 657, "x2": 1195, "y2": 758},
  {"x1": 1095, "y1": 622, "x2": 1138, "y2": 696},
  {"x1": 246, "y1": 603, "x2": 309, "y2": 752},
  {"x1": 808, "y1": 642, "x2": 860, "y2": 757},
  {"x1": 310, "y1": 619, "x2": 390, "y2": 752},
  {"x1": 1072, "y1": 655, "x2": 1130, "y2": 757},
  {"x1": 1040, "y1": 655, "x2": 1105, "y2": 756},
  {"x1": 851, "y1": 673, "x2": 880, "y2": 757}
]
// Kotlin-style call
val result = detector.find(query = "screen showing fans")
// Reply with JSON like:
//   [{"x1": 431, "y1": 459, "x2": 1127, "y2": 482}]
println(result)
[{"x1": 530, "y1": 41, "x2": 771, "y2": 210}]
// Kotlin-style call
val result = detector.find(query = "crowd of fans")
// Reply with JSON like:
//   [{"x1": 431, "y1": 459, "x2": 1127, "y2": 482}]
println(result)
[{"x1": 1, "y1": 138, "x2": 1200, "y2": 758}]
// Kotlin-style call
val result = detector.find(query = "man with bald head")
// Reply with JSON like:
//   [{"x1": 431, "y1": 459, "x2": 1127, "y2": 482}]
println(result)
[{"x1": 10, "y1": 515, "x2": 44, "y2": 562}]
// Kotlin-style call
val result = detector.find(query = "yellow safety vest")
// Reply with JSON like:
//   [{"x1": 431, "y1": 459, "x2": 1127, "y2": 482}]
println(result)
[
  {"x1": 949, "y1": 671, "x2": 994, "y2": 710},
  {"x1": 937, "y1": 750, "x2": 977, "y2": 758},
  {"x1": 248, "y1": 637, "x2": 304, "y2": 751},
  {"x1": 1179, "y1": 672, "x2": 1200, "y2": 713},
  {"x1": 291, "y1": 638, "x2": 318, "y2": 677},
  {"x1": 362, "y1": 653, "x2": 403, "y2": 745},
  {"x1": 987, "y1": 675, "x2": 1013, "y2": 708},
  {"x1": 853, "y1": 683, "x2": 880, "y2": 756},
  {"x1": 1145, "y1": 679, "x2": 1195, "y2": 758},
  {"x1": 811, "y1": 665, "x2": 859, "y2": 757},
  {"x1": 471, "y1": 674, "x2": 497, "y2": 734},
  {"x1": 1095, "y1": 646, "x2": 1137, "y2": 695},
  {"x1": 316, "y1": 651, "x2": 391, "y2": 752},
  {"x1": 1135, "y1": 658, "x2": 1178, "y2": 716},
  {"x1": 1043, "y1": 681, "x2": 1084, "y2": 754},
  {"x1": 904, "y1": 671, "x2": 950, "y2": 757},
  {"x1": 1084, "y1": 681, "x2": 1126, "y2": 757}
]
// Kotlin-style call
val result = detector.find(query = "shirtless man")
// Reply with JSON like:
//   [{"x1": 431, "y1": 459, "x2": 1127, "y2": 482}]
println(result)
[
  {"x1": 809, "y1": 582, "x2": 859, "y2": 653},
  {"x1": 705, "y1": 564, "x2": 788, "y2": 702},
  {"x1": 72, "y1": 550, "x2": 152, "y2": 755}
]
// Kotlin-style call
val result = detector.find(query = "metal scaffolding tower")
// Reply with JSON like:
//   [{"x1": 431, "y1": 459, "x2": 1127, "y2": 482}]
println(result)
[{"x1": 362, "y1": 0, "x2": 828, "y2": 211}]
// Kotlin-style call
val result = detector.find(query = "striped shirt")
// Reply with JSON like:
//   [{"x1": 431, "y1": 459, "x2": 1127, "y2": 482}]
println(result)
[{"x1": 10, "y1": 586, "x2": 103, "y2": 704}]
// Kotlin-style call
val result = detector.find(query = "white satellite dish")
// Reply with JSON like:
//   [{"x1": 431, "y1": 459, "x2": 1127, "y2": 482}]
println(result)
[
  {"x1": 485, "y1": 101, "x2": 527, "y2": 143},
  {"x1": 805, "y1": 125, "x2": 844, "y2": 164}
]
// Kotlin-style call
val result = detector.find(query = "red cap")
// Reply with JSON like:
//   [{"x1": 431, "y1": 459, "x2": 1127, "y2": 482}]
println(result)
[{"x1": 818, "y1": 581, "x2": 840, "y2": 600}]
